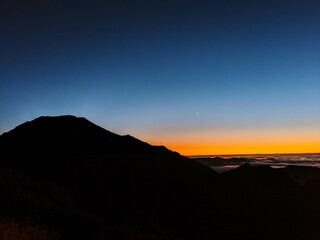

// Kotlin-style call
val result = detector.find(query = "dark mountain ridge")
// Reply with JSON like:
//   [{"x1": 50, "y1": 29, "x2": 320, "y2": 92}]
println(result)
[
  {"x1": 1, "y1": 116, "x2": 320, "y2": 240},
  {"x1": 0, "y1": 116, "x2": 221, "y2": 240},
  {"x1": 0, "y1": 115, "x2": 176, "y2": 157}
]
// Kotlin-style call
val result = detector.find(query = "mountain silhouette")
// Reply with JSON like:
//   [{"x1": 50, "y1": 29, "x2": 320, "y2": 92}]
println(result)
[
  {"x1": 1, "y1": 116, "x2": 320, "y2": 240},
  {"x1": 0, "y1": 115, "x2": 176, "y2": 156},
  {"x1": 0, "y1": 116, "x2": 221, "y2": 240}
]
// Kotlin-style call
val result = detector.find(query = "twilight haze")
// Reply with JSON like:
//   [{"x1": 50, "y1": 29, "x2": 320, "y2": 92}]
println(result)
[{"x1": 1, "y1": 0, "x2": 319, "y2": 155}]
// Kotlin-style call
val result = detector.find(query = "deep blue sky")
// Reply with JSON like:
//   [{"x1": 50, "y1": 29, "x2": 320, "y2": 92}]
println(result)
[{"x1": 1, "y1": 0, "x2": 319, "y2": 154}]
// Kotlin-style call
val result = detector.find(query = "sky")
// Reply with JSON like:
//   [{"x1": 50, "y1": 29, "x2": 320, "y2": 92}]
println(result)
[{"x1": 1, "y1": 0, "x2": 320, "y2": 155}]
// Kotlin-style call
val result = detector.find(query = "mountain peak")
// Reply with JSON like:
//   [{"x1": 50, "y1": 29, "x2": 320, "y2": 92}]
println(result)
[
  {"x1": 36, "y1": 115, "x2": 80, "y2": 119},
  {"x1": 1, "y1": 115, "x2": 114, "y2": 139},
  {"x1": 21, "y1": 115, "x2": 86, "y2": 124},
  {"x1": 25, "y1": 115, "x2": 95, "y2": 128},
  {"x1": 0, "y1": 115, "x2": 176, "y2": 157}
]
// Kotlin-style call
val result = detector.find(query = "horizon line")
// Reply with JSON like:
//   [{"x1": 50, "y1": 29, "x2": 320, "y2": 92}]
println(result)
[{"x1": 186, "y1": 152, "x2": 320, "y2": 157}]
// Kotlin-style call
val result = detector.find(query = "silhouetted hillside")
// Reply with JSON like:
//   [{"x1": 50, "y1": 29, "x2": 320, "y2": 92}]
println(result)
[
  {"x1": 1, "y1": 116, "x2": 320, "y2": 240},
  {"x1": 0, "y1": 116, "x2": 221, "y2": 240},
  {"x1": 0, "y1": 116, "x2": 177, "y2": 156},
  {"x1": 280, "y1": 165, "x2": 320, "y2": 185}
]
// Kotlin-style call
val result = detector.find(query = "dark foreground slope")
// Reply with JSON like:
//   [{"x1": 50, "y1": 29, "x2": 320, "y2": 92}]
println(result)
[
  {"x1": 0, "y1": 116, "x2": 320, "y2": 240},
  {"x1": 0, "y1": 116, "x2": 221, "y2": 240}
]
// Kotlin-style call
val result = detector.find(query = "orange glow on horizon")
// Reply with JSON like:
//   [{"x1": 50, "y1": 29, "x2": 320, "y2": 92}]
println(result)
[
  {"x1": 140, "y1": 125, "x2": 320, "y2": 156},
  {"x1": 165, "y1": 143, "x2": 320, "y2": 156}
]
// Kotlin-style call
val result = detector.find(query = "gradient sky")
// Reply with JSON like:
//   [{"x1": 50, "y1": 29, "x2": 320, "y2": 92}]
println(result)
[{"x1": 1, "y1": 0, "x2": 320, "y2": 155}]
